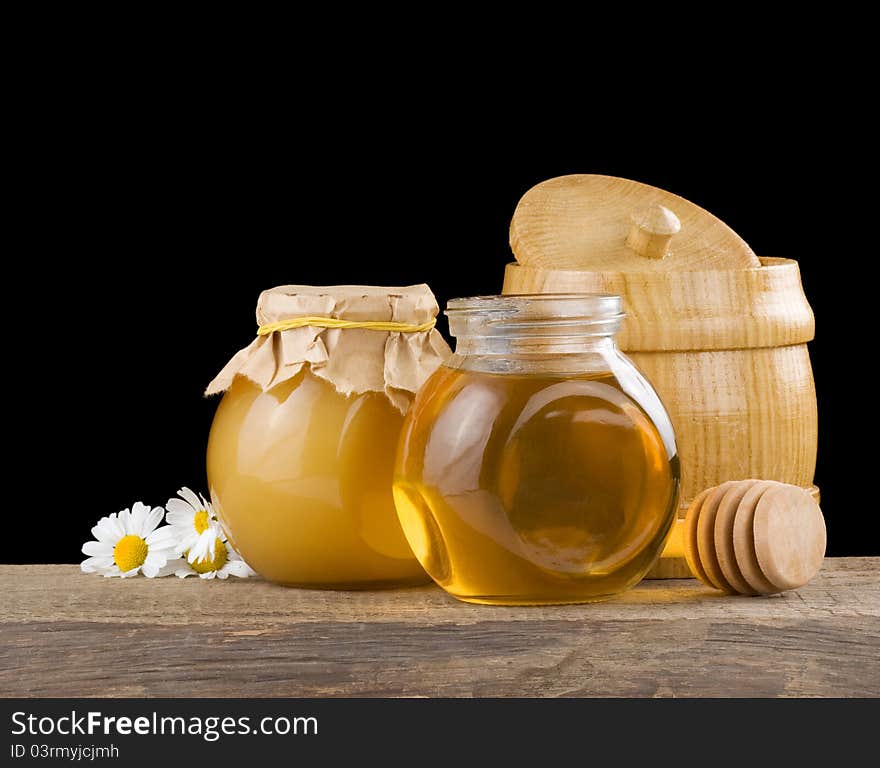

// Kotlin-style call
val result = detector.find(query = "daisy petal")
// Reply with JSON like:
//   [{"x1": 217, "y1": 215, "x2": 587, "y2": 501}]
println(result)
[
  {"x1": 143, "y1": 506, "x2": 165, "y2": 535},
  {"x1": 187, "y1": 529, "x2": 218, "y2": 563},
  {"x1": 178, "y1": 487, "x2": 204, "y2": 511},
  {"x1": 144, "y1": 550, "x2": 168, "y2": 569},
  {"x1": 146, "y1": 525, "x2": 177, "y2": 548},
  {"x1": 119, "y1": 508, "x2": 134, "y2": 536},
  {"x1": 166, "y1": 523, "x2": 197, "y2": 546},
  {"x1": 143, "y1": 551, "x2": 170, "y2": 578},
  {"x1": 172, "y1": 533, "x2": 198, "y2": 556},
  {"x1": 156, "y1": 559, "x2": 184, "y2": 577},
  {"x1": 94, "y1": 514, "x2": 125, "y2": 541},
  {"x1": 131, "y1": 502, "x2": 149, "y2": 534},
  {"x1": 81, "y1": 555, "x2": 115, "y2": 571},
  {"x1": 82, "y1": 540, "x2": 114, "y2": 557},
  {"x1": 110, "y1": 515, "x2": 126, "y2": 539},
  {"x1": 224, "y1": 560, "x2": 257, "y2": 578},
  {"x1": 166, "y1": 499, "x2": 196, "y2": 518},
  {"x1": 92, "y1": 518, "x2": 116, "y2": 542}
]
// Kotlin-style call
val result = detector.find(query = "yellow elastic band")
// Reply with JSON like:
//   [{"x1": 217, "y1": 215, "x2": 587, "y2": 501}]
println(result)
[{"x1": 256, "y1": 316, "x2": 436, "y2": 336}]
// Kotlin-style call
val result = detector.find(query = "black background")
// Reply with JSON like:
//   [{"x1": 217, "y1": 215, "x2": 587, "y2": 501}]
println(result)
[{"x1": 9, "y1": 71, "x2": 877, "y2": 562}]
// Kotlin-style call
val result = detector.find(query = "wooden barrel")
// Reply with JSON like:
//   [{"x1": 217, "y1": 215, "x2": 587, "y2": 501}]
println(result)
[{"x1": 503, "y1": 257, "x2": 818, "y2": 578}]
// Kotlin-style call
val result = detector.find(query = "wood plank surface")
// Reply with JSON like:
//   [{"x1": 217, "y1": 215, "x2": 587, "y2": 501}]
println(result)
[{"x1": 2, "y1": 559, "x2": 878, "y2": 698}]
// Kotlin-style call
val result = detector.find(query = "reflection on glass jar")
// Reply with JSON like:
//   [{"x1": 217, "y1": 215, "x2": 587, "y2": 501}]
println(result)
[{"x1": 394, "y1": 294, "x2": 680, "y2": 604}]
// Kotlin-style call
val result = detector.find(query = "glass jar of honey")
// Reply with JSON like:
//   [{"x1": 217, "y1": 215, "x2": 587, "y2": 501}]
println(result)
[
  {"x1": 393, "y1": 294, "x2": 680, "y2": 604},
  {"x1": 206, "y1": 284, "x2": 451, "y2": 588}
]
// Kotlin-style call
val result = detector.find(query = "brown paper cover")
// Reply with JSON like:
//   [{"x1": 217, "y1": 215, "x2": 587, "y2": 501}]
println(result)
[{"x1": 206, "y1": 284, "x2": 451, "y2": 413}]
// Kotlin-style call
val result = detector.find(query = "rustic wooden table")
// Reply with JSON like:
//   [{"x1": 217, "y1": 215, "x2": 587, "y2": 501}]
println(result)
[{"x1": 2, "y1": 559, "x2": 878, "y2": 698}]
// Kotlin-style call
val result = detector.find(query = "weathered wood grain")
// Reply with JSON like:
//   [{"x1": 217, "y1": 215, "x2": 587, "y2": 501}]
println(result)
[{"x1": 2, "y1": 559, "x2": 878, "y2": 697}]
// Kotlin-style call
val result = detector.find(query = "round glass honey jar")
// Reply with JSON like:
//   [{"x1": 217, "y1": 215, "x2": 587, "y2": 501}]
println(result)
[
  {"x1": 393, "y1": 294, "x2": 680, "y2": 604},
  {"x1": 206, "y1": 284, "x2": 451, "y2": 588}
]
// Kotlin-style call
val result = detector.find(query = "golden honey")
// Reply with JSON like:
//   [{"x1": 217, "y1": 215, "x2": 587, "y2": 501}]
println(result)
[
  {"x1": 393, "y1": 294, "x2": 680, "y2": 604},
  {"x1": 208, "y1": 372, "x2": 429, "y2": 587}
]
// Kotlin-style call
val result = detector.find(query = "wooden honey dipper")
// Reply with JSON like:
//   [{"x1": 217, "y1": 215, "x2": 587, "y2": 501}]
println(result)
[{"x1": 672, "y1": 480, "x2": 826, "y2": 595}]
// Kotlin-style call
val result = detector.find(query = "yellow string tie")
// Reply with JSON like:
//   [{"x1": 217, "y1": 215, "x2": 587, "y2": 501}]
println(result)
[{"x1": 256, "y1": 316, "x2": 437, "y2": 336}]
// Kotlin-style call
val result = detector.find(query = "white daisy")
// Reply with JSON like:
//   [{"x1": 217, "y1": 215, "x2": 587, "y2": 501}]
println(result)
[
  {"x1": 171, "y1": 535, "x2": 257, "y2": 580},
  {"x1": 81, "y1": 502, "x2": 178, "y2": 578},
  {"x1": 165, "y1": 487, "x2": 220, "y2": 564}
]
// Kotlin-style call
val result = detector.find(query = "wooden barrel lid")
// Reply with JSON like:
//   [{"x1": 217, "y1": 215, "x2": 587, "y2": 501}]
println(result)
[
  {"x1": 510, "y1": 174, "x2": 762, "y2": 272},
  {"x1": 503, "y1": 258, "x2": 815, "y2": 351}
]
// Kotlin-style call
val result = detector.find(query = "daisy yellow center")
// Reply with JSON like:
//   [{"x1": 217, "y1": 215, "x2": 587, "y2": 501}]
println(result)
[
  {"x1": 113, "y1": 535, "x2": 148, "y2": 572},
  {"x1": 187, "y1": 539, "x2": 227, "y2": 574},
  {"x1": 193, "y1": 510, "x2": 210, "y2": 534}
]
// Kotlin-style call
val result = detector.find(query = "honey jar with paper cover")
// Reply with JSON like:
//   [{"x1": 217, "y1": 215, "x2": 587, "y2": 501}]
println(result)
[{"x1": 206, "y1": 284, "x2": 451, "y2": 588}]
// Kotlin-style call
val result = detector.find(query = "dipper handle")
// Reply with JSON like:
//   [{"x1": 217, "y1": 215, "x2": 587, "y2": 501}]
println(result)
[{"x1": 679, "y1": 480, "x2": 826, "y2": 595}]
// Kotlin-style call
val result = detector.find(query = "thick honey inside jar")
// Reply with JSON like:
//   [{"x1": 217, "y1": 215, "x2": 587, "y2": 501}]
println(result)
[
  {"x1": 394, "y1": 294, "x2": 679, "y2": 604},
  {"x1": 204, "y1": 284, "x2": 450, "y2": 588},
  {"x1": 209, "y1": 372, "x2": 428, "y2": 587}
]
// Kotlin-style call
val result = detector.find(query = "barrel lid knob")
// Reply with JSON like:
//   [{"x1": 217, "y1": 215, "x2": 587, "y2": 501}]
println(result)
[{"x1": 626, "y1": 203, "x2": 681, "y2": 259}]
